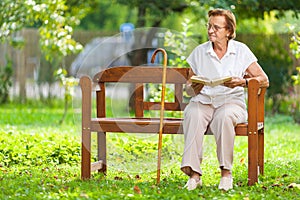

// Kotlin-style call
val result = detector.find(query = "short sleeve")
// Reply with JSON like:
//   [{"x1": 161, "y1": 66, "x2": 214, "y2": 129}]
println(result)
[
  {"x1": 240, "y1": 43, "x2": 258, "y2": 72},
  {"x1": 186, "y1": 47, "x2": 201, "y2": 75}
]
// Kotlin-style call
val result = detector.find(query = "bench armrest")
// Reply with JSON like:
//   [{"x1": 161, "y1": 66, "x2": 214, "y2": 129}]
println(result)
[
  {"x1": 247, "y1": 79, "x2": 267, "y2": 133},
  {"x1": 80, "y1": 76, "x2": 92, "y2": 131}
]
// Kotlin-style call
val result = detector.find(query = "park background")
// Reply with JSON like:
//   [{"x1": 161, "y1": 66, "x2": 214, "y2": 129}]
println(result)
[{"x1": 0, "y1": 0, "x2": 300, "y2": 199}]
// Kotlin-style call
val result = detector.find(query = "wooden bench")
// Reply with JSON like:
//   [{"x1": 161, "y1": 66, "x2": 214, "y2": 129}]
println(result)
[{"x1": 80, "y1": 66, "x2": 267, "y2": 186}]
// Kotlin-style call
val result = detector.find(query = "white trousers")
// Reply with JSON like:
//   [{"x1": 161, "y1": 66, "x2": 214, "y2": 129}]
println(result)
[{"x1": 181, "y1": 101, "x2": 247, "y2": 176}]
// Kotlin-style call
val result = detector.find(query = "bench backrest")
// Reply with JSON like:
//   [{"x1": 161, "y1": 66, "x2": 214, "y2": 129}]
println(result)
[{"x1": 93, "y1": 66, "x2": 189, "y2": 118}]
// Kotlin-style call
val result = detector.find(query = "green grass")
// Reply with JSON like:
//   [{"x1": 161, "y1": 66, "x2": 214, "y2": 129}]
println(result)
[{"x1": 0, "y1": 100, "x2": 299, "y2": 199}]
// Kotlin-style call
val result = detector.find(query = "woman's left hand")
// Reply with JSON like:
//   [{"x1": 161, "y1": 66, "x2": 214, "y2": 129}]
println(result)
[{"x1": 223, "y1": 77, "x2": 245, "y2": 88}]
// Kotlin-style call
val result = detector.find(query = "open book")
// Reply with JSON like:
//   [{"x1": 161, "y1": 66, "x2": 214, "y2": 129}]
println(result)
[{"x1": 191, "y1": 75, "x2": 232, "y2": 87}]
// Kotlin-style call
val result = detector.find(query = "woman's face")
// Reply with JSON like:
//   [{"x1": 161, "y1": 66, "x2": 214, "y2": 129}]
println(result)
[{"x1": 207, "y1": 15, "x2": 230, "y2": 44}]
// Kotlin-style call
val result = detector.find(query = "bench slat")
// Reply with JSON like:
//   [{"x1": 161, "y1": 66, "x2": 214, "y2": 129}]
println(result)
[
  {"x1": 89, "y1": 118, "x2": 263, "y2": 136},
  {"x1": 143, "y1": 102, "x2": 187, "y2": 111},
  {"x1": 93, "y1": 66, "x2": 189, "y2": 83}
]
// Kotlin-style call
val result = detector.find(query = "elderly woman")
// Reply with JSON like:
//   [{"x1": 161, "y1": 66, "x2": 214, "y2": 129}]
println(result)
[{"x1": 181, "y1": 8, "x2": 269, "y2": 191}]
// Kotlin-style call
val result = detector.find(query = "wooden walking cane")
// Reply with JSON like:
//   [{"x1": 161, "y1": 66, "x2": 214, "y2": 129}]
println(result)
[{"x1": 151, "y1": 48, "x2": 168, "y2": 184}]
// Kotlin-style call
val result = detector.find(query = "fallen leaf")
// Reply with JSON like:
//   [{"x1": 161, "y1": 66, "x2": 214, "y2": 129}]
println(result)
[
  {"x1": 114, "y1": 176, "x2": 123, "y2": 180},
  {"x1": 80, "y1": 193, "x2": 89, "y2": 198},
  {"x1": 271, "y1": 183, "x2": 282, "y2": 187},
  {"x1": 135, "y1": 174, "x2": 141, "y2": 180},
  {"x1": 240, "y1": 157, "x2": 246, "y2": 164},
  {"x1": 237, "y1": 181, "x2": 243, "y2": 187},
  {"x1": 133, "y1": 185, "x2": 142, "y2": 194},
  {"x1": 262, "y1": 185, "x2": 268, "y2": 190}
]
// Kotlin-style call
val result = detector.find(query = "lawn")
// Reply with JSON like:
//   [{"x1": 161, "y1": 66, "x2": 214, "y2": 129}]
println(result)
[{"x1": 0, "y1": 100, "x2": 299, "y2": 199}]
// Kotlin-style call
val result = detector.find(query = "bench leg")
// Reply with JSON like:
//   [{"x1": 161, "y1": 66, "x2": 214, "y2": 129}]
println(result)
[
  {"x1": 81, "y1": 129, "x2": 91, "y2": 179},
  {"x1": 97, "y1": 132, "x2": 107, "y2": 173},
  {"x1": 258, "y1": 129, "x2": 264, "y2": 175},
  {"x1": 248, "y1": 132, "x2": 258, "y2": 185}
]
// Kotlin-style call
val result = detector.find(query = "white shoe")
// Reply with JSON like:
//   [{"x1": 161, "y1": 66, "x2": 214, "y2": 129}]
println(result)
[
  {"x1": 218, "y1": 176, "x2": 233, "y2": 191},
  {"x1": 184, "y1": 178, "x2": 202, "y2": 191}
]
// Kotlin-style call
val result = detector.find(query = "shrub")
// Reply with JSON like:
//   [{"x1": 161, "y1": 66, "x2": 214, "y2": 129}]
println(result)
[
  {"x1": 0, "y1": 130, "x2": 80, "y2": 167},
  {"x1": 289, "y1": 27, "x2": 300, "y2": 123},
  {"x1": 0, "y1": 59, "x2": 12, "y2": 104},
  {"x1": 238, "y1": 34, "x2": 294, "y2": 114}
]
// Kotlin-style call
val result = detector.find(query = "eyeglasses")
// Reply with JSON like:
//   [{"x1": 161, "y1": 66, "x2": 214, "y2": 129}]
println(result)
[{"x1": 206, "y1": 23, "x2": 226, "y2": 32}]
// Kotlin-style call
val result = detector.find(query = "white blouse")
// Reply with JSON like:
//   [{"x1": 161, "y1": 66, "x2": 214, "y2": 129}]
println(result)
[{"x1": 186, "y1": 40, "x2": 257, "y2": 108}]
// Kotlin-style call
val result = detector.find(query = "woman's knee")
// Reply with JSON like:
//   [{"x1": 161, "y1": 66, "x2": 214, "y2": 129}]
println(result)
[{"x1": 184, "y1": 102, "x2": 209, "y2": 119}]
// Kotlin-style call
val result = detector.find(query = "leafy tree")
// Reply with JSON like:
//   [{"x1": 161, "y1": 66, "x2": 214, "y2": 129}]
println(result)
[
  {"x1": 0, "y1": 0, "x2": 94, "y2": 116},
  {"x1": 0, "y1": 0, "x2": 95, "y2": 60},
  {"x1": 116, "y1": 0, "x2": 188, "y2": 27},
  {"x1": 79, "y1": 0, "x2": 133, "y2": 31},
  {"x1": 199, "y1": 0, "x2": 300, "y2": 19},
  {"x1": 79, "y1": 0, "x2": 300, "y2": 32}
]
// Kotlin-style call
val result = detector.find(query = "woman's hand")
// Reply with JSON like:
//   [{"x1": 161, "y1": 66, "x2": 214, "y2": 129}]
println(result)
[
  {"x1": 223, "y1": 77, "x2": 246, "y2": 88},
  {"x1": 224, "y1": 62, "x2": 270, "y2": 89},
  {"x1": 186, "y1": 82, "x2": 204, "y2": 96},
  {"x1": 185, "y1": 68, "x2": 204, "y2": 96}
]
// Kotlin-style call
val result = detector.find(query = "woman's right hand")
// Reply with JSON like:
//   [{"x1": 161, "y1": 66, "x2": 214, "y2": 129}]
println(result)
[
  {"x1": 185, "y1": 68, "x2": 204, "y2": 97},
  {"x1": 186, "y1": 82, "x2": 204, "y2": 97}
]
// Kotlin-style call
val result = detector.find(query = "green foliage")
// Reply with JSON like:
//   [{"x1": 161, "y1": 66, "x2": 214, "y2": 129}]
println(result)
[
  {"x1": 0, "y1": 100, "x2": 81, "y2": 167},
  {"x1": 0, "y1": 59, "x2": 12, "y2": 104},
  {"x1": 164, "y1": 18, "x2": 199, "y2": 67},
  {"x1": 54, "y1": 68, "x2": 79, "y2": 124},
  {"x1": 80, "y1": 0, "x2": 300, "y2": 33},
  {"x1": 289, "y1": 27, "x2": 300, "y2": 88},
  {"x1": 237, "y1": 14, "x2": 276, "y2": 34},
  {"x1": 292, "y1": 67, "x2": 300, "y2": 85},
  {"x1": 288, "y1": 25, "x2": 300, "y2": 123},
  {"x1": 277, "y1": 95, "x2": 300, "y2": 123},
  {"x1": 199, "y1": 0, "x2": 300, "y2": 19},
  {"x1": 289, "y1": 29, "x2": 300, "y2": 60},
  {"x1": 54, "y1": 68, "x2": 79, "y2": 100},
  {"x1": 237, "y1": 34, "x2": 293, "y2": 113},
  {"x1": 79, "y1": 0, "x2": 134, "y2": 31},
  {"x1": 0, "y1": 0, "x2": 94, "y2": 61},
  {"x1": 0, "y1": 131, "x2": 80, "y2": 167},
  {"x1": 271, "y1": 11, "x2": 300, "y2": 33},
  {"x1": 0, "y1": 0, "x2": 27, "y2": 39},
  {"x1": 116, "y1": 0, "x2": 189, "y2": 27}
]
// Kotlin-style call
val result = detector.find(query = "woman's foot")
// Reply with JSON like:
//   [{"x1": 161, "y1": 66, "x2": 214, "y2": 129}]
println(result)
[
  {"x1": 218, "y1": 176, "x2": 233, "y2": 191},
  {"x1": 219, "y1": 169, "x2": 233, "y2": 191},
  {"x1": 184, "y1": 177, "x2": 202, "y2": 191},
  {"x1": 184, "y1": 171, "x2": 202, "y2": 191}
]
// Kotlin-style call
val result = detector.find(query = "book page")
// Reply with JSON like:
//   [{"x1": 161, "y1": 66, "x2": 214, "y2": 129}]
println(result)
[{"x1": 191, "y1": 76, "x2": 232, "y2": 87}]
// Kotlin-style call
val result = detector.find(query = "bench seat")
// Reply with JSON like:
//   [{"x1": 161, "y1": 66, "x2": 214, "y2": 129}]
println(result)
[{"x1": 90, "y1": 117, "x2": 263, "y2": 136}]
